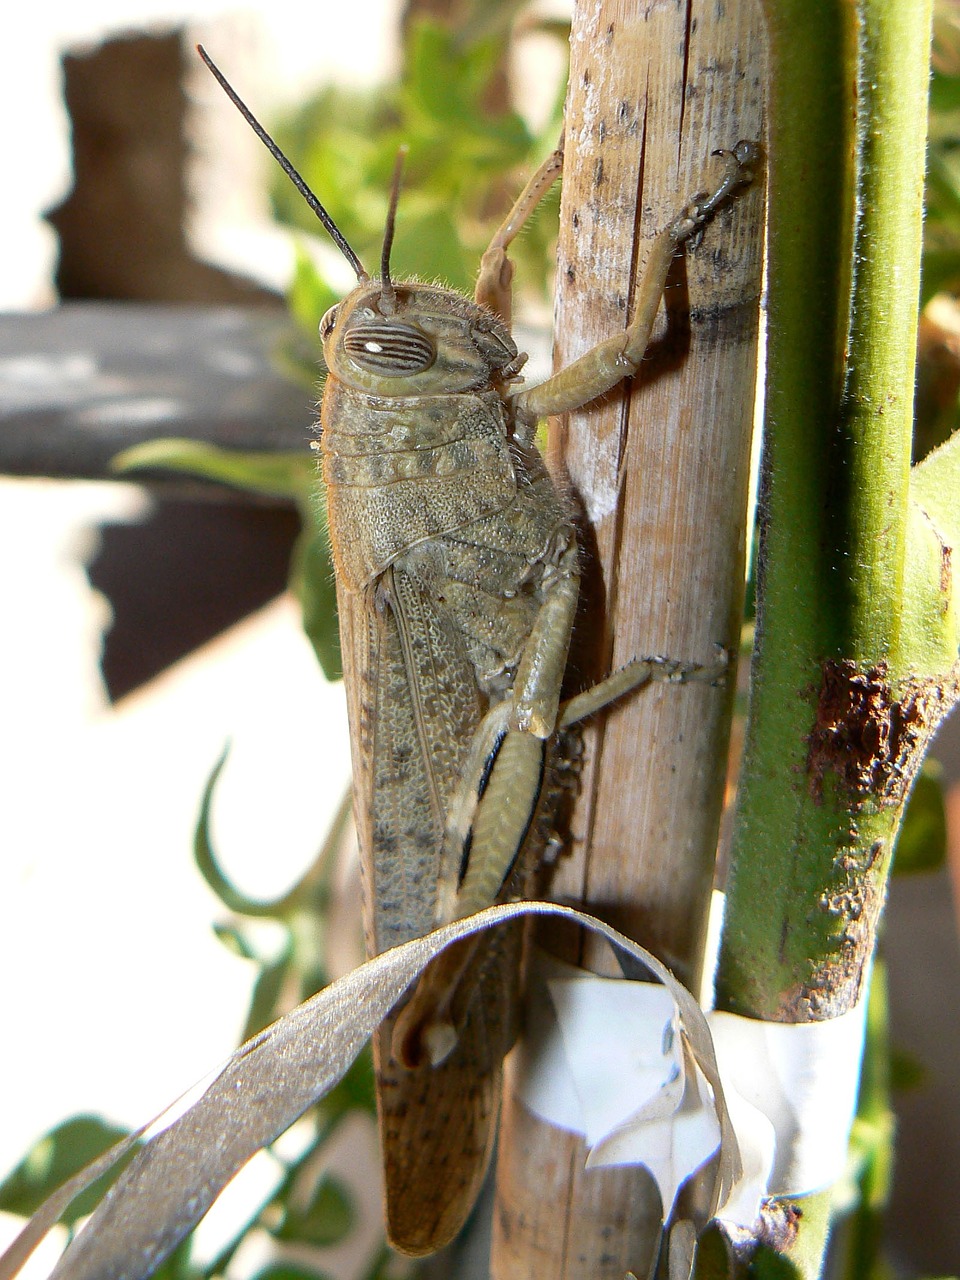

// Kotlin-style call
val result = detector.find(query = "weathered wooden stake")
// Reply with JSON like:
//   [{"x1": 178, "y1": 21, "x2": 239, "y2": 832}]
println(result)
[{"x1": 491, "y1": 2, "x2": 766, "y2": 1275}]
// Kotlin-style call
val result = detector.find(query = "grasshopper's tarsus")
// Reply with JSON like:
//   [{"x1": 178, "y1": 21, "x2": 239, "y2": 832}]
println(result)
[{"x1": 671, "y1": 139, "x2": 759, "y2": 249}]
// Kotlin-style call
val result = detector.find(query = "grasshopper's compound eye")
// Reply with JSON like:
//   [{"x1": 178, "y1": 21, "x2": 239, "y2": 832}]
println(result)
[
  {"x1": 319, "y1": 305, "x2": 339, "y2": 339},
  {"x1": 343, "y1": 322, "x2": 436, "y2": 376}
]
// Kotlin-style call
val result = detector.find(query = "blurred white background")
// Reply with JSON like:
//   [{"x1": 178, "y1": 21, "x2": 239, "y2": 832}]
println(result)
[
  {"x1": 0, "y1": 6, "x2": 570, "y2": 1274},
  {"x1": 0, "y1": 0, "x2": 401, "y2": 1242}
]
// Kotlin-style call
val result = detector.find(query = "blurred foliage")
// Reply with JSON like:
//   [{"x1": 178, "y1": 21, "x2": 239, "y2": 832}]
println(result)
[
  {"x1": 271, "y1": 18, "x2": 565, "y2": 379},
  {"x1": 893, "y1": 759, "x2": 948, "y2": 875},
  {"x1": 918, "y1": 1, "x2": 960, "y2": 458},
  {"x1": 0, "y1": 1116, "x2": 132, "y2": 1227},
  {"x1": 923, "y1": 1, "x2": 960, "y2": 304}
]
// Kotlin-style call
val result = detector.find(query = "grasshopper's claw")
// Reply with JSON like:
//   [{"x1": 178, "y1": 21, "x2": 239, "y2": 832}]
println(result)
[{"x1": 672, "y1": 139, "x2": 760, "y2": 249}]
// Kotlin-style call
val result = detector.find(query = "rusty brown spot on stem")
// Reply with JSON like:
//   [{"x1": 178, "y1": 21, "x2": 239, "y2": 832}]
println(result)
[{"x1": 807, "y1": 659, "x2": 960, "y2": 806}]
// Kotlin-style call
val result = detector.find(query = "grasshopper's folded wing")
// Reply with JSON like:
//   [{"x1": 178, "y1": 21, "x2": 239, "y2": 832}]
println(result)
[{"x1": 339, "y1": 561, "x2": 518, "y2": 1255}]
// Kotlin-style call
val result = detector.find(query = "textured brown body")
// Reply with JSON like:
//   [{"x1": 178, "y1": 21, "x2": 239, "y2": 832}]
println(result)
[
  {"x1": 319, "y1": 287, "x2": 578, "y2": 1253},
  {"x1": 313, "y1": 139, "x2": 756, "y2": 1255}
]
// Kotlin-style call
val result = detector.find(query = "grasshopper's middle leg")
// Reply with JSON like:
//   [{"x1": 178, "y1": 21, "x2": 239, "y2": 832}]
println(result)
[{"x1": 448, "y1": 648, "x2": 730, "y2": 919}]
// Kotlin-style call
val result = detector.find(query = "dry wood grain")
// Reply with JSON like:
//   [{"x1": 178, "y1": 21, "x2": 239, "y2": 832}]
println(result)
[{"x1": 490, "y1": 2, "x2": 766, "y2": 1275}]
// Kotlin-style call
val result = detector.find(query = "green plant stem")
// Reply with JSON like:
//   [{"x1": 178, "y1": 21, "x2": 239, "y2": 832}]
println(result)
[
  {"x1": 717, "y1": 0, "x2": 932, "y2": 1015},
  {"x1": 714, "y1": 2, "x2": 932, "y2": 1273},
  {"x1": 839, "y1": 9, "x2": 925, "y2": 666}
]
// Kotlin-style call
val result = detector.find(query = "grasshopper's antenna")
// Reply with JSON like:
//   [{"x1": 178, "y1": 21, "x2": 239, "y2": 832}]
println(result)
[
  {"x1": 378, "y1": 146, "x2": 408, "y2": 315},
  {"x1": 197, "y1": 45, "x2": 369, "y2": 282}
]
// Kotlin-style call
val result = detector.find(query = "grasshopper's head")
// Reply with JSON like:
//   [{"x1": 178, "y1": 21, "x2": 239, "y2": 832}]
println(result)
[
  {"x1": 320, "y1": 145, "x2": 522, "y2": 394},
  {"x1": 319, "y1": 282, "x2": 522, "y2": 396},
  {"x1": 196, "y1": 47, "x2": 524, "y2": 400},
  {"x1": 321, "y1": 148, "x2": 523, "y2": 396}
]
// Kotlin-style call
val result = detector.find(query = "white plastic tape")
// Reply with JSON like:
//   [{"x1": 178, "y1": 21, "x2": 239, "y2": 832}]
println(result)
[
  {"x1": 708, "y1": 1004, "x2": 867, "y2": 1196},
  {"x1": 513, "y1": 949, "x2": 867, "y2": 1227}
]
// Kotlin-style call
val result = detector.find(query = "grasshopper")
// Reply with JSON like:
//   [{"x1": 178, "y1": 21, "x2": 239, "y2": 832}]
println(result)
[{"x1": 199, "y1": 46, "x2": 755, "y2": 1258}]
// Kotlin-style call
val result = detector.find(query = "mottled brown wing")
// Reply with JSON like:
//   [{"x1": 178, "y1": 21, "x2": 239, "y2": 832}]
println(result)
[
  {"x1": 377, "y1": 929, "x2": 519, "y2": 1256},
  {"x1": 338, "y1": 560, "x2": 518, "y2": 1255}
]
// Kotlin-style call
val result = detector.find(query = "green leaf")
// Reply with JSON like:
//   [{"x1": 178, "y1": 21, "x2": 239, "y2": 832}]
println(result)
[
  {"x1": 193, "y1": 746, "x2": 290, "y2": 918},
  {"x1": 0, "y1": 1117, "x2": 132, "y2": 1226},
  {"x1": 894, "y1": 759, "x2": 948, "y2": 873},
  {"x1": 390, "y1": 202, "x2": 475, "y2": 292},
  {"x1": 931, "y1": 67, "x2": 960, "y2": 113},
  {"x1": 920, "y1": 248, "x2": 960, "y2": 304},
  {"x1": 359, "y1": 1244, "x2": 404, "y2": 1280},
  {"x1": 888, "y1": 1046, "x2": 925, "y2": 1091},
  {"x1": 274, "y1": 1175, "x2": 354, "y2": 1247},
  {"x1": 926, "y1": 153, "x2": 960, "y2": 225},
  {"x1": 749, "y1": 1248, "x2": 803, "y2": 1280},
  {"x1": 289, "y1": 507, "x2": 341, "y2": 681},
  {"x1": 112, "y1": 440, "x2": 313, "y2": 502},
  {"x1": 211, "y1": 921, "x2": 258, "y2": 960},
  {"x1": 405, "y1": 22, "x2": 497, "y2": 130},
  {"x1": 902, "y1": 430, "x2": 960, "y2": 672},
  {"x1": 271, "y1": 85, "x2": 396, "y2": 247},
  {"x1": 288, "y1": 245, "x2": 340, "y2": 342},
  {"x1": 911, "y1": 427, "x2": 960, "y2": 548},
  {"x1": 318, "y1": 1046, "x2": 376, "y2": 1120},
  {"x1": 690, "y1": 1222, "x2": 734, "y2": 1280},
  {"x1": 240, "y1": 957, "x2": 293, "y2": 1043}
]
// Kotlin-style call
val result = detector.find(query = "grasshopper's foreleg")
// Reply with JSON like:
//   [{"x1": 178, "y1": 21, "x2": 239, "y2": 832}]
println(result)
[
  {"x1": 512, "y1": 140, "x2": 757, "y2": 421},
  {"x1": 475, "y1": 139, "x2": 564, "y2": 325}
]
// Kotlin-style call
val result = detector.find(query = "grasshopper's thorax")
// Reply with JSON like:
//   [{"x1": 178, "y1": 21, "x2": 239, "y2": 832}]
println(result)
[
  {"x1": 320, "y1": 280, "x2": 523, "y2": 398},
  {"x1": 318, "y1": 280, "x2": 531, "y2": 592}
]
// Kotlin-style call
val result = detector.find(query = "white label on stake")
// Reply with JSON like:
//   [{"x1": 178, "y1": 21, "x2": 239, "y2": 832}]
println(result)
[{"x1": 513, "y1": 950, "x2": 867, "y2": 1227}]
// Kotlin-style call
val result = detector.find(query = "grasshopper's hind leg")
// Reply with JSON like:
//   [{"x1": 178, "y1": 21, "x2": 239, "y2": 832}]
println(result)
[
  {"x1": 475, "y1": 140, "x2": 564, "y2": 324},
  {"x1": 392, "y1": 650, "x2": 729, "y2": 1069}
]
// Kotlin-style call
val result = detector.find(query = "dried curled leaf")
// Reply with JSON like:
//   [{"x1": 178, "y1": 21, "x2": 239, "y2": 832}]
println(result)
[{"x1": 0, "y1": 903, "x2": 741, "y2": 1280}]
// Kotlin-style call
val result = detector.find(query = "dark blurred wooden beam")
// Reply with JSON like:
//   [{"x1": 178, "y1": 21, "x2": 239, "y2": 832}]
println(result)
[
  {"x1": 0, "y1": 303, "x2": 318, "y2": 497},
  {"x1": 46, "y1": 30, "x2": 280, "y2": 307}
]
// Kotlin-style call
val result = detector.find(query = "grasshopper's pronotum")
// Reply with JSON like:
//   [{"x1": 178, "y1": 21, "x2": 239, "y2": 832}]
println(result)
[{"x1": 200, "y1": 45, "x2": 756, "y2": 1258}]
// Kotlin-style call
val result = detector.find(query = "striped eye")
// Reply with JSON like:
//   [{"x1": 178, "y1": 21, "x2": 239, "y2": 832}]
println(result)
[
  {"x1": 319, "y1": 305, "x2": 339, "y2": 339},
  {"x1": 342, "y1": 322, "x2": 436, "y2": 375}
]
